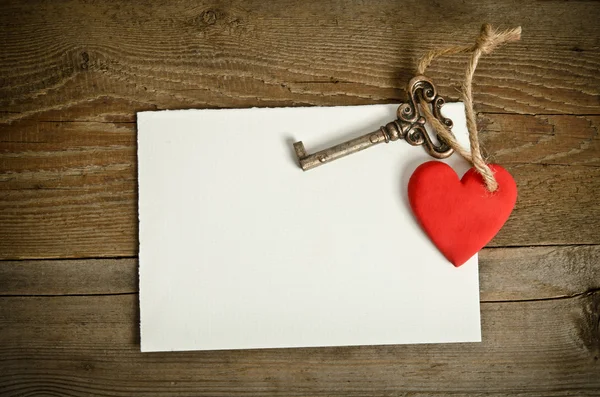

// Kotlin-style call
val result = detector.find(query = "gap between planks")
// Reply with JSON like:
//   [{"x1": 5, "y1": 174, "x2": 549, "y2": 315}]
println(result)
[
  {"x1": 0, "y1": 243, "x2": 597, "y2": 262},
  {"x1": 2, "y1": 289, "x2": 600, "y2": 304}
]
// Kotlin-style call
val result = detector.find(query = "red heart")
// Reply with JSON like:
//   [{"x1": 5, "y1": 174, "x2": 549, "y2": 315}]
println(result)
[{"x1": 408, "y1": 161, "x2": 517, "y2": 267}]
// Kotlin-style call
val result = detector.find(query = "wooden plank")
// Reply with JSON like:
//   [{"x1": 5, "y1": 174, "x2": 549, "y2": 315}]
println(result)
[
  {"x1": 0, "y1": 120, "x2": 137, "y2": 259},
  {"x1": 1, "y1": 115, "x2": 599, "y2": 259},
  {"x1": 1, "y1": 0, "x2": 600, "y2": 124},
  {"x1": 1, "y1": 163, "x2": 598, "y2": 258},
  {"x1": 0, "y1": 292, "x2": 598, "y2": 395},
  {"x1": 2, "y1": 246, "x2": 599, "y2": 301}
]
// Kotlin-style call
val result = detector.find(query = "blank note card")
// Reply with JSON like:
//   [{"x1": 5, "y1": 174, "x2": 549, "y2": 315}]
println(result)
[{"x1": 137, "y1": 103, "x2": 480, "y2": 352}]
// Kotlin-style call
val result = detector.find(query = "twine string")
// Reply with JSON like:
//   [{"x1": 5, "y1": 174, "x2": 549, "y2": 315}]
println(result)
[{"x1": 416, "y1": 24, "x2": 521, "y2": 192}]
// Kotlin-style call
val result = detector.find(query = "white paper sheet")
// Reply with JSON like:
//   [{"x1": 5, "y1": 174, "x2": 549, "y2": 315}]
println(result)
[{"x1": 138, "y1": 103, "x2": 480, "y2": 352}]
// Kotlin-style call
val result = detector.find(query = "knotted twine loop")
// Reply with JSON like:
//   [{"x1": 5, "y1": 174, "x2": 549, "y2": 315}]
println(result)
[{"x1": 416, "y1": 24, "x2": 521, "y2": 192}]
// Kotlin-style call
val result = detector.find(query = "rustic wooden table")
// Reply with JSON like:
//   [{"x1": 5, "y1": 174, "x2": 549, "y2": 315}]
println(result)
[{"x1": 1, "y1": 1, "x2": 599, "y2": 395}]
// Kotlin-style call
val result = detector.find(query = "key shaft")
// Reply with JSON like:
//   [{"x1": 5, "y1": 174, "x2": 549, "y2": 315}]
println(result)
[{"x1": 294, "y1": 122, "x2": 400, "y2": 171}]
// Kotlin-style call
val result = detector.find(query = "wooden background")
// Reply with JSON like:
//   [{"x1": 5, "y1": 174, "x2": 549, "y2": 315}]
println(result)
[{"x1": 1, "y1": 0, "x2": 599, "y2": 395}]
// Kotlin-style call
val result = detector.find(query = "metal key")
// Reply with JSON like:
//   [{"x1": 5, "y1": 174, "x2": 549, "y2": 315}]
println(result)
[{"x1": 293, "y1": 76, "x2": 454, "y2": 171}]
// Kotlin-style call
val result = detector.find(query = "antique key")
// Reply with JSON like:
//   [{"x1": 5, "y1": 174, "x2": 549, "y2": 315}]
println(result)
[{"x1": 293, "y1": 76, "x2": 454, "y2": 171}]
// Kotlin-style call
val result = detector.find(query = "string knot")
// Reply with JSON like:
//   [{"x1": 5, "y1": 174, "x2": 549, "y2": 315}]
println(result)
[
  {"x1": 475, "y1": 24, "x2": 495, "y2": 54},
  {"x1": 475, "y1": 24, "x2": 522, "y2": 55}
]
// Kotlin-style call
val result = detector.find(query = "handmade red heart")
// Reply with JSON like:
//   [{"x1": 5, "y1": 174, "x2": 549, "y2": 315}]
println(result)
[{"x1": 408, "y1": 161, "x2": 517, "y2": 267}]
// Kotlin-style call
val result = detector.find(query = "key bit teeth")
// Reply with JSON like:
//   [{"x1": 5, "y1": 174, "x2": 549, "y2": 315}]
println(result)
[{"x1": 293, "y1": 141, "x2": 307, "y2": 160}]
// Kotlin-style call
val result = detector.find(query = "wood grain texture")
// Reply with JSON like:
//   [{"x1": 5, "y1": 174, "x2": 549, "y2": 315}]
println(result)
[
  {"x1": 0, "y1": 258, "x2": 137, "y2": 296},
  {"x1": 0, "y1": 292, "x2": 598, "y2": 396},
  {"x1": 479, "y1": 245, "x2": 600, "y2": 301},
  {"x1": 481, "y1": 115, "x2": 600, "y2": 167},
  {"x1": 1, "y1": 246, "x2": 599, "y2": 301},
  {"x1": 1, "y1": 115, "x2": 599, "y2": 259},
  {"x1": 1, "y1": 0, "x2": 600, "y2": 394},
  {"x1": 1, "y1": 0, "x2": 600, "y2": 124}
]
